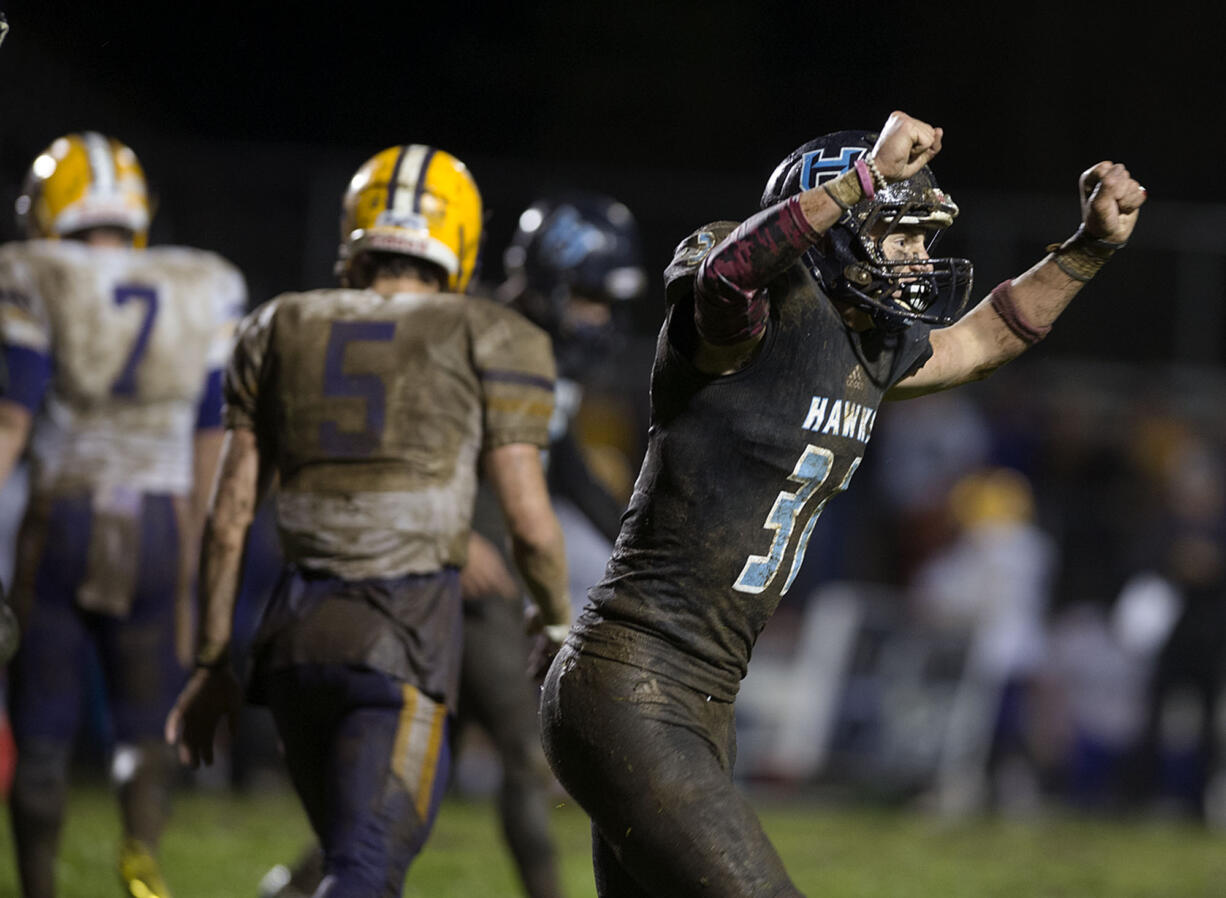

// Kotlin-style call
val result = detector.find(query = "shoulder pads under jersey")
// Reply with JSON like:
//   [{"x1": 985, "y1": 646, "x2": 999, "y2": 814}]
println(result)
[{"x1": 663, "y1": 220, "x2": 739, "y2": 306}]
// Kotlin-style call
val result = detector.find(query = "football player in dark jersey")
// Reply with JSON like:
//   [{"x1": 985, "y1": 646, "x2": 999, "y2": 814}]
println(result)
[
  {"x1": 539, "y1": 110, "x2": 1146, "y2": 897},
  {"x1": 455, "y1": 192, "x2": 646, "y2": 898},
  {"x1": 165, "y1": 145, "x2": 571, "y2": 898}
]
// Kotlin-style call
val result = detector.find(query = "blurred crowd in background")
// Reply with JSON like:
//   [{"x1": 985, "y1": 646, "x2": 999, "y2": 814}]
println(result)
[{"x1": 740, "y1": 356, "x2": 1226, "y2": 825}]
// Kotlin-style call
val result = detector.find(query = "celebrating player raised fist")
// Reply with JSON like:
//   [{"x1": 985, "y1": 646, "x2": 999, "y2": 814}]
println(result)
[
  {"x1": 540, "y1": 109, "x2": 1143, "y2": 898},
  {"x1": 869, "y1": 110, "x2": 944, "y2": 182},
  {"x1": 1080, "y1": 160, "x2": 1147, "y2": 245}
]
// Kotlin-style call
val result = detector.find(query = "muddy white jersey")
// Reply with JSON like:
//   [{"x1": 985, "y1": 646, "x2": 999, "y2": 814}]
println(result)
[{"x1": 0, "y1": 239, "x2": 245, "y2": 496}]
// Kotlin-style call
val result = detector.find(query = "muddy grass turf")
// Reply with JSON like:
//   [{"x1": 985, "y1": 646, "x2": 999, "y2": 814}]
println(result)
[{"x1": 2, "y1": 784, "x2": 1224, "y2": 897}]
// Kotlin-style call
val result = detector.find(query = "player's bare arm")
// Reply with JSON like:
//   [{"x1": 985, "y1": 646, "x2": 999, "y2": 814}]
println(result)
[
  {"x1": 176, "y1": 426, "x2": 227, "y2": 662},
  {"x1": 165, "y1": 426, "x2": 266, "y2": 768},
  {"x1": 190, "y1": 428, "x2": 225, "y2": 540},
  {"x1": 693, "y1": 111, "x2": 944, "y2": 375},
  {"x1": 482, "y1": 442, "x2": 570, "y2": 637},
  {"x1": 889, "y1": 160, "x2": 1146, "y2": 398},
  {"x1": 0, "y1": 398, "x2": 31, "y2": 486}
]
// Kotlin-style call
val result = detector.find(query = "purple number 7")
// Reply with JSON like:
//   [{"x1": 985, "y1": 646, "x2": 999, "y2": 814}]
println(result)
[
  {"x1": 111, "y1": 285, "x2": 159, "y2": 397},
  {"x1": 319, "y1": 320, "x2": 396, "y2": 457}
]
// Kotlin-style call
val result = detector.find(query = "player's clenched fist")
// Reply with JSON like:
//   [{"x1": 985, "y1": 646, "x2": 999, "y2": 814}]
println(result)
[
  {"x1": 1080, "y1": 161, "x2": 1146, "y2": 245},
  {"x1": 870, "y1": 110, "x2": 943, "y2": 183}
]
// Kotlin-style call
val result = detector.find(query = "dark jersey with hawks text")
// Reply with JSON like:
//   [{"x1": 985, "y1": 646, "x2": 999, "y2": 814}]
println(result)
[{"x1": 572, "y1": 259, "x2": 932, "y2": 701}]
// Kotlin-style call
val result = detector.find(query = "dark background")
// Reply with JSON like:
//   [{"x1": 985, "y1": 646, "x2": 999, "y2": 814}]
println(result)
[{"x1": 1, "y1": 1, "x2": 1223, "y2": 363}]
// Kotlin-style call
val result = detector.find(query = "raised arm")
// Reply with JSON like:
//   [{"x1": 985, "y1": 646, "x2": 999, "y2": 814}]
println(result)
[
  {"x1": 889, "y1": 161, "x2": 1146, "y2": 398},
  {"x1": 693, "y1": 111, "x2": 944, "y2": 374}
]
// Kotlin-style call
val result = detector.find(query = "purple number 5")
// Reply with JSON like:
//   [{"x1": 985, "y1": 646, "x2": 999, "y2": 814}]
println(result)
[
  {"x1": 319, "y1": 320, "x2": 396, "y2": 456},
  {"x1": 111, "y1": 285, "x2": 159, "y2": 396}
]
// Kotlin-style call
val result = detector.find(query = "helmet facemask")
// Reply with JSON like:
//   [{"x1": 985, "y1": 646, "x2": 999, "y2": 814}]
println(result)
[{"x1": 817, "y1": 174, "x2": 973, "y2": 331}]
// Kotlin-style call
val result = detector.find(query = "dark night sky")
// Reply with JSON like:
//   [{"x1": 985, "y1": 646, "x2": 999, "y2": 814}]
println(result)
[
  {"x1": 0, "y1": 1, "x2": 1223, "y2": 365},
  {"x1": 4, "y1": 1, "x2": 1221, "y2": 195}
]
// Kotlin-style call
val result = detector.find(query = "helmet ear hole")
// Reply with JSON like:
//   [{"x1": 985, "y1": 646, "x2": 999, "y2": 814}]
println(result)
[{"x1": 844, "y1": 264, "x2": 873, "y2": 287}]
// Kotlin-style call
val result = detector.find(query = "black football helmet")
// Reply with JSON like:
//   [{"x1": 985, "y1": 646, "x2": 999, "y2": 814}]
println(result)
[
  {"x1": 501, "y1": 192, "x2": 646, "y2": 373},
  {"x1": 762, "y1": 130, "x2": 973, "y2": 331}
]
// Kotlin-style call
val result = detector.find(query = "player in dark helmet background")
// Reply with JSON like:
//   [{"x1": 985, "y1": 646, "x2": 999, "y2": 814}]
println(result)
[
  {"x1": 539, "y1": 110, "x2": 1146, "y2": 897},
  {"x1": 497, "y1": 192, "x2": 646, "y2": 552},
  {"x1": 454, "y1": 192, "x2": 647, "y2": 898},
  {"x1": 499, "y1": 193, "x2": 646, "y2": 384}
]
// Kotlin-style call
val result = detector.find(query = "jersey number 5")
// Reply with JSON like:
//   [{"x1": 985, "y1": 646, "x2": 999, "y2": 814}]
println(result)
[
  {"x1": 732, "y1": 445, "x2": 861, "y2": 596},
  {"x1": 319, "y1": 320, "x2": 397, "y2": 457}
]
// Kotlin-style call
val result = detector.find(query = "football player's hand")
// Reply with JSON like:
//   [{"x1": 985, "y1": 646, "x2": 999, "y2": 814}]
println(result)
[
  {"x1": 523, "y1": 604, "x2": 569, "y2": 681},
  {"x1": 1079, "y1": 161, "x2": 1146, "y2": 244},
  {"x1": 870, "y1": 111, "x2": 943, "y2": 182},
  {"x1": 165, "y1": 667, "x2": 242, "y2": 769},
  {"x1": 459, "y1": 532, "x2": 519, "y2": 601}
]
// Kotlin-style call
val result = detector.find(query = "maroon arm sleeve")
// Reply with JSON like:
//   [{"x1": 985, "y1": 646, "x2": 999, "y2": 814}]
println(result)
[{"x1": 693, "y1": 195, "x2": 821, "y2": 346}]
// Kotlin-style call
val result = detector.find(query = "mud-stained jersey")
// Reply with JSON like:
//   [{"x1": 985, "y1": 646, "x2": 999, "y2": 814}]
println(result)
[
  {"x1": 224, "y1": 289, "x2": 555, "y2": 581},
  {"x1": 572, "y1": 257, "x2": 932, "y2": 702},
  {"x1": 0, "y1": 240, "x2": 244, "y2": 496}
]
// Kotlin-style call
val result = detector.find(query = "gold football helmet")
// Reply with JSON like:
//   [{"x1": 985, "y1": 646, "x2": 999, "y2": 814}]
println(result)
[
  {"x1": 16, "y1": 132, "x2": 151, "y2": 247},
  {"x1": 337, "y1": 145, "x2": 482, "y2": 292}
]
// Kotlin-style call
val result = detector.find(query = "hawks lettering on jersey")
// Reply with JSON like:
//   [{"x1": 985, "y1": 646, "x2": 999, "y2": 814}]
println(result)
[
  {"x1": 0, "y1": 240, "x2": 244, "y2": 496},
  {"x1": 224, "y1": 288, "x2": 555, "y2": 581}
]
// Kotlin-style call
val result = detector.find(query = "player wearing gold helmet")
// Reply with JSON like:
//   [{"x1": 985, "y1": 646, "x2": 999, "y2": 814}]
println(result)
[
  {"x1": 166, "y1": 145, "x2": 570, "y2": 898},
  {"x1": 0, "y1": 132, "x2": 244, "y2": 898}
]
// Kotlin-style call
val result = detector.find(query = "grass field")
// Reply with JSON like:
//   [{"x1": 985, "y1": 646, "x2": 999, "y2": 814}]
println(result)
[{"x1": 3, "y1": 783, "x2": 1226, "y2": 897}]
